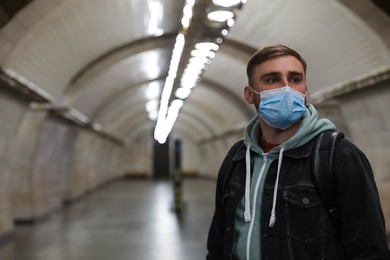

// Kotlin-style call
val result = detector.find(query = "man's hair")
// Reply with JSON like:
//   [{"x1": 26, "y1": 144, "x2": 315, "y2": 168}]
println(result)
[{"x1": 246, "y1": 44, "x2": 307, "y2": 86}]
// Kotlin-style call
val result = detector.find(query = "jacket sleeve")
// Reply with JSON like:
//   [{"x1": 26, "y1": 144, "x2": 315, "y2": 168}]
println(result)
[
  {"x1": 206, "y1": 140, "x2": 243, "y2": 260},
  {"x1": 206, "y1": 153, "x2": 230, "y2": 260},
  {"x1": 334, "y1": 139, "x2": 390, "y2": 259},
  {"x1": 206, "y1": 171, "x2": 225, "y2": 260}
]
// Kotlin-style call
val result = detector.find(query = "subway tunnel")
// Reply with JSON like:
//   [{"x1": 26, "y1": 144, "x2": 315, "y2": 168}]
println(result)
[{"x1": 0, "y1": 0, "x2": 390, "y2": 259}]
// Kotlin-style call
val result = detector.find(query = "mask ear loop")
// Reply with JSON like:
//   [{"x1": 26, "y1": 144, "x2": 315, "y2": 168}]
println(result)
[
  {"x1": 304, "y1": 90, "x2": 308, "y2": 106},
  {"x1": 249, "y1": 87, "x2": 260, "y2": 95}
]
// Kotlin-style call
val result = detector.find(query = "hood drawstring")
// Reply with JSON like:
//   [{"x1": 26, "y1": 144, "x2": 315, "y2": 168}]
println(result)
[
  {"x1": 244, "y1": 144, "x2": 285, "y2": 227},
  {"x1": 268, "y1": 146, "x2": 285, "y2": 227},
  {"x1": 244, "y1": 144, "x2": 251, "y2": 222}
]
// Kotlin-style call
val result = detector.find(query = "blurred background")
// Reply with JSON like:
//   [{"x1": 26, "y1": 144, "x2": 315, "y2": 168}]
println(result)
[{"x1": 0, "y1": 0, "x2": 389, "y2": 259}]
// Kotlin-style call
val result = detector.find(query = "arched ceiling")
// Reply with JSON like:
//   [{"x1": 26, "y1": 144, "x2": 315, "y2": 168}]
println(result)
[{"x1": 0, "y1": 0, "x2": 389, "y2": 144}]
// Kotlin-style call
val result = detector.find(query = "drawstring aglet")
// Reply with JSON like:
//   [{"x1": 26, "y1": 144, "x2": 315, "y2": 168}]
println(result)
[{"x1": 268, "y1": 213, "x2": 276, "y2": 227}]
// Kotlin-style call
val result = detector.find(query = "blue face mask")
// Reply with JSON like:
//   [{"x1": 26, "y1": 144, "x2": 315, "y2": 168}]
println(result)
[{"x1": 251, "y1": 86, "x2": 307, "y2": 130}]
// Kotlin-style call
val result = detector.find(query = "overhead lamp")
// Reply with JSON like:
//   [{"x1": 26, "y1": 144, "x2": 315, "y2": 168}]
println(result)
[
  {"x1": 189, "y1": 56, "x2": 210, "y2": 65},
  {"x1": 148, "y1": 110, "x2": 158, "y2": 121},
  {"x1": 175, "y1": 88, "x2": 192, "y2": 99},
  {"x1": 182, "y1": 17, "x2": 190, "y2": 28},
  {"x1": 207, "y1": 10, "x2": 234, "y2": 22},
  {"x1": 146, "y1": 1, "x2": 164, "y2": 35},
  {"x1": 181, "y1": 74, "x2": 199, "y2": 81},
  {"x1": 181, "y1": 77, "x2": 198, "y2": 86},
  {"x1": 154, "y1": 0, "x2": 246, "y2": 144},
  {"x1": 186, "y1": 0, "x2": 195, "y2": 6},
  {"x1": 227, "y1": 18, "x2": 235, "y2": 27},
  {"x1": 181, "y1": 76, "x2": 200, "y2": 85},
  {"x1": 171, "y1": 99, "x2": 184, "y2": 110},
  {"x1": 181, "y1": 2, "x2": 193, "y2": 28},
  {"x1": 146, "y1": 100, "x2": 158, "y2": 112},
  {"x1": 212, "y1": 0, "x2": 241, "y2": 8},
  {"x1": 183, "y1": 3, "x2": 193, "y2": 17},
  {"x1": 191, "y1": 49, "x2": 215, "y2": 59},
  {"x1": 185, "y1": 62, "x2": 206, "y2": 70},
  {"x1": 182, "y1": 68, "x2": 201, "y2": 77},
  {"x1": 195, "y1": 42, "x2": 219, "y2": 52},
  {"x1": 145, "y1": 81, "x2": 161, "y2": 99},
  {"x1": 91, "y1": 123, "x2": 102, "y2": 131}
]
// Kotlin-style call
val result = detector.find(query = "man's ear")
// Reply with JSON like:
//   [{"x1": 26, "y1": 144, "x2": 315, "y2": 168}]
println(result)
[{"x1": 244, "y1": 85, "x2": 254, "y2": 104}]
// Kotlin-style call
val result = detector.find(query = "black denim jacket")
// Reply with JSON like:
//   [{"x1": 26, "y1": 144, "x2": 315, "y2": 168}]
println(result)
[{"x1": 207, "y1": 137, "x2": 390, "y2": 260}]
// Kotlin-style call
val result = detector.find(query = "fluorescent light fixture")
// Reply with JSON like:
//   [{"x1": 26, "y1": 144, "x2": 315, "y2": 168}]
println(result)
[
  {"x1": 185, "y1": 61, "x2": 205, "y2": 69},
  {"x1": 181, "y1": 78, "x2": 199, "y2": 88},
  {"x1": 183, "y1": 68, "x2": 202, "y2": 77},
  {"x1": 227, "y1": 18, "x2": 235, "y2": 27},
  {"x1": 175, "y1": 88, "x2": 192, "y2": 99},
  {"x1": 181, "y1": 2, "x2": 193, "y2": 28},
  {"x1": 92, "y1": 123, "x2": 102, "y2": 131},
  {"x1": 186, "y1": 0, "x2": 195, "y2": 6},
  {"x1": 191, "y1": 49, "x2": 215, "y2": 59},
  {"x1": 154, "y1": 33, "x2": 186, "y2": 142},
  {"x1": 146, "y1": 100, "x2": 158, "y2": 112},
  {"x1": 182, "y1": 17, "x2": 190, "y2": 28},
  {"x1": 183, "y1": 3, "x2": 193, "y2": 18},
  {"x1": 145, "y1": 81, "x2": 161, "y2": 99},
  {"x1": 148, "y1": 110, "x2": 158, "y2": 121},
  {"x1": 207, "y1": 10, "x2": 234, "y2": 22},
  {"x1": 147, "y1": 0, "x2": 164, "y2": 35},
  {"x1": 189, "y1": 56, "x2": 210, "y2": 65},
  {"x1": 171, "y1": 99, "x2": 184, "y2": 110},
  {"x1": 195, "y1": 42, "x2": 219, "y2": 51},
  {"x1": 153, "y1": 0, "x2": 245, "y2": 143},
  {"x1": 212, "y1": 0, "x2": 241, "y2": 7}
]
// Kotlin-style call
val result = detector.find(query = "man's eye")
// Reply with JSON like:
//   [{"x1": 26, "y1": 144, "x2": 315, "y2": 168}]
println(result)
[
  {"x1": 267, "y1": 78, "x2": 278, "y2": 83},
  {"x1": 290, "y1": 78, "x2": 302, "y2": 83}
]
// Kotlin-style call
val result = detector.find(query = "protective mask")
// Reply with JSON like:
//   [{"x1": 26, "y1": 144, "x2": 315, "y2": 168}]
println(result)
[{"x1": 251, "y1": 86, "x2": 306, "y2": 130}]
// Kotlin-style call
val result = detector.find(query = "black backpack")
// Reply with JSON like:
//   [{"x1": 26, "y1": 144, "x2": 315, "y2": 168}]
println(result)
[{"x1": 311, "y1": 130, "x2": 344, "y2": 220}]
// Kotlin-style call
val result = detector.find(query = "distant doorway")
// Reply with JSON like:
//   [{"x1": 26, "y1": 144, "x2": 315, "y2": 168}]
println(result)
[{"x1": 153, "y1": 138, "x2": 170, "y2": 179}]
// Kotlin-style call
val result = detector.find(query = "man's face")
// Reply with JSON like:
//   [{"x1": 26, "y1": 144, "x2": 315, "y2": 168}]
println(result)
[{"x1": 244, "y1": 55, "x2": 307, "y2": 107}]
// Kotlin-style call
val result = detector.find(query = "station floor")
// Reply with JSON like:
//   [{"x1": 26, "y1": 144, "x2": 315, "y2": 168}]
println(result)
[{"x1": 0, "y1": 178, "x2": 216, "y2": 260}]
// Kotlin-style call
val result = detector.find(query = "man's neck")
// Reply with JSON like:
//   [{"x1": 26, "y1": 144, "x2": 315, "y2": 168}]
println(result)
[{"x1": 258, "y1": 118, "x2": 301, "y2": 146}]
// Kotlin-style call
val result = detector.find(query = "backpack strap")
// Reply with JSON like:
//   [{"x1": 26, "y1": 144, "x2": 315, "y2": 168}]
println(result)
[{"x1": 311, "y1": 131, "x2": 344, "y2": 220}]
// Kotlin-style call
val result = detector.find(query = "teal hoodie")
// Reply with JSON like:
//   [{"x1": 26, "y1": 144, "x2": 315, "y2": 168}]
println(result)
[{"x1": 232, "y1": 104, "x2": 336, "y2": 260}]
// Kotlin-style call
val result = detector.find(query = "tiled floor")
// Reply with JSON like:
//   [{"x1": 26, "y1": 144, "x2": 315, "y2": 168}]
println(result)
[{"x1": 0, "y1": 178, "x2": 216, "y2": 260}]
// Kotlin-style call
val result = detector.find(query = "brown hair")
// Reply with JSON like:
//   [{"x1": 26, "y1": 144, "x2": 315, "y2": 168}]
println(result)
[{"x1": 246, "y1": 44, "x2": 307, "y2": 86}]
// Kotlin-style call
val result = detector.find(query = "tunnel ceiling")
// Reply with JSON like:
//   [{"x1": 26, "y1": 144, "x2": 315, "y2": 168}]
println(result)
[{"x1": 0, "y1": 0, "x2": 389, "y2": 144}]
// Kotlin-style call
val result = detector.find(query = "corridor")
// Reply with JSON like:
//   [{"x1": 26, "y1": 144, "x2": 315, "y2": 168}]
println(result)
[
  {"x1": 0, "y1": 0, "x2": 390, "y2": 259},
  {"x1": 0, "y1": 178, "x2": 215, "y2": 260}
]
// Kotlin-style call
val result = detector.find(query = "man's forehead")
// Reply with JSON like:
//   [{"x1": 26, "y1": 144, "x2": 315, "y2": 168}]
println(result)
[{"x1": 255, "y1": 56, "x2": 305, "y2": 74}]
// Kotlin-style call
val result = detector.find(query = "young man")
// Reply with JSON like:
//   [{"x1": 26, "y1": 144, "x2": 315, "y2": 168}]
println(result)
[{"x1": 206, "y1": 44, "x2": 390, "y2": 259}]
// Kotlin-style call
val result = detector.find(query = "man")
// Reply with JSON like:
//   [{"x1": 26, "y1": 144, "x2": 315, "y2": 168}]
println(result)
[{"x1": 206, "y1": 44, "x2": 390, "y2": 259}]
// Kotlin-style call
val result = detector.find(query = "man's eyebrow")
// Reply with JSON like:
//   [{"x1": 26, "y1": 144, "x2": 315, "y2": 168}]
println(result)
[
  {"x1": 259, "y1": 71, "x2": 304, "y2": 80},
  {"x1": 260, "y1": 72, "x2": 280, "y2": 79},
  {"x1": 289, "y1": 71, "x2": 304, "y2": 77}
]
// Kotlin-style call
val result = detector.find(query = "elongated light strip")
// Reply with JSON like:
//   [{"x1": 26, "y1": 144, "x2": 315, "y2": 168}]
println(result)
[
  {"x1": 154, "y1": 0, "x2": 195, "y2": 144},
  {"x1": 154, "y1": 0, "x2": 244, "y2": 144},
  {"x1": 154, "y1": 33, "x2": 185, "y2": 143}
]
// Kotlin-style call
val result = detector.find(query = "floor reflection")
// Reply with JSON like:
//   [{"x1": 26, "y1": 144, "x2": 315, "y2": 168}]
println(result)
[{"x1": 0, "y1": 178, "x2": 216, "y2": 260}]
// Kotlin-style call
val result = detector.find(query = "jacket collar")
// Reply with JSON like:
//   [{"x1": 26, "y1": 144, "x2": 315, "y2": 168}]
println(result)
[
  {"x1": 232, "y1": 141, "x2": 247, "y2": 161},
  {"x1": 231, "y1": 138, "x2": 314, "y2": 161}
]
